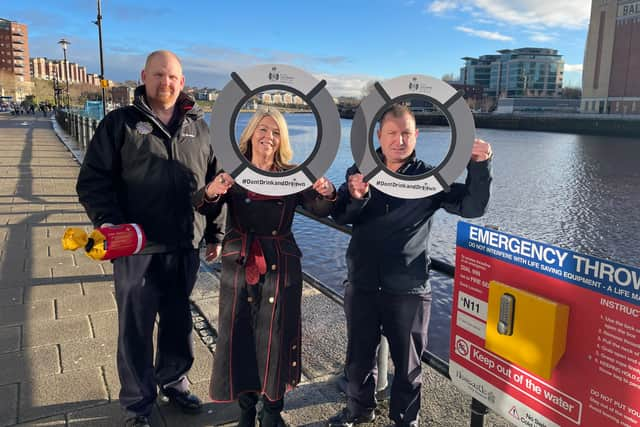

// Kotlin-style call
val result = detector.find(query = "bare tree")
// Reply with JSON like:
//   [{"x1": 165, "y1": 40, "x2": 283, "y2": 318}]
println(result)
[{"x1": 32, "y1": 78, "x2": 55, "y2": 104}]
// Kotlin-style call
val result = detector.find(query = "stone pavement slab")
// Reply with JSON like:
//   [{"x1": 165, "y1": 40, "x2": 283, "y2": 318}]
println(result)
[
  {"x1": 0, "y1": 300, "x2": 55, "y2": 327},
  {"x1": 55, "y1": 293, "x2": 116, "y2": 319},
  {"x1": 23, "y1": 283, "x2": 83, "y2": 302},
  {"x1": 22, "y1": 316, "x2": 92, "y2": 348},
  {"x1": 18, "y1": 368, "x2": 109, "y2": 423},
  {"x1": 0, "y1": 345, "x2": 59, "y2": 385},
  {"x1": 0, "y1": 384, "x2": 19, "y2": 427},
  {"x1": 0, "y1": 326, "x2": 21, "y2": 354},
  {"x1": 0, "y1": 288, "x2": 23, "y2": 305},
  {"x1": 58, "y1": 338, "x2": 116, "y2": 373}
]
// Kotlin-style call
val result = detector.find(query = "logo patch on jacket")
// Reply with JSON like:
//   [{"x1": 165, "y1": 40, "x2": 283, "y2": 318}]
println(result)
[{"x1": 135, "y1": 121, "x2": 153, "y2": 135}]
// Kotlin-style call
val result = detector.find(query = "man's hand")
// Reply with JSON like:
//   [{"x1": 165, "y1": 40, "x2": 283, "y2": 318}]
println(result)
[
  {"x1": 470, "y1": 138, "x2": 492, "y2": 162},
  {"x1": 348, "y1": 173, "x2": 370, "y2": 200},
  {"x1": 205, "y1": 243, "x2": 222, "y2": 263}
]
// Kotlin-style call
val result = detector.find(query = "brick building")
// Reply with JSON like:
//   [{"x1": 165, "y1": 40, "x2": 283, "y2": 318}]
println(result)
[{"x1": 581, "y1": 0, "x2": 640, "y2": 114}]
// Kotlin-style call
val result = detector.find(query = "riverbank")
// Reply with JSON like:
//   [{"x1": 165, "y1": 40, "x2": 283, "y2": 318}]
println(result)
[
  {"x1": 338, "y1": 109, "x2": 640, "y2": 137},
  {"x1": 473, "y1": 113, "x2": 640, "y2": 137}
]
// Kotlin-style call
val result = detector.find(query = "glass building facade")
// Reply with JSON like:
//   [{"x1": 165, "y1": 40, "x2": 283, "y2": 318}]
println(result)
[{"x1": 461, "y1": 48, "x2": 565, "y2": 98}]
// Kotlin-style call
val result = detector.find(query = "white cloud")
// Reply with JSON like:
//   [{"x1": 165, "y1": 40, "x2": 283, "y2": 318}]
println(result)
[
  {"x1": 426, "y1": 0, "x2": 591, "y2": 30},
  {"x1": 314, "y1": 73, "x2": 382, "y2": 98},
  {"x1": 427, "y1": 0, "x2": 459, "y2": 14},
  {"x1": 469, "y1": 0, "x2": 590, "y2": 30},
  {"x1": 455, "y1": 26, "x2": 513, "y2": 41},
  {"x1": 564, "y1": 63, "x2": 583, "y2": 72},
  {"x1": 528, "y1": 32, "x2": 555, "y2": 42}
]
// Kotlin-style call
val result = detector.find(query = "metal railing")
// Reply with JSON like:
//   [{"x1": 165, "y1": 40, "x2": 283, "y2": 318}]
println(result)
[{"x1": 55, "y1": 110, "x2": 100, "y2": 153}]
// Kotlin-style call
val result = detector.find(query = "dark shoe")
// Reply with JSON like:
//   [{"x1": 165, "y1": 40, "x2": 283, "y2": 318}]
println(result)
[
  {"x1": 238, "y1": 408, "x2": 257, "y2": 427},
  {"x1": 159, "y1": 387, "x2": 202, "y2": 414},
  {"x1": 327, "y1": 407, "x2": 375, "y2": 427},
  {"x1": 124, "y1": 415, "x2": 151, "y2": 427},
  {"x1": 258, "y1": 411, "x2": 287, "y2": 427}
]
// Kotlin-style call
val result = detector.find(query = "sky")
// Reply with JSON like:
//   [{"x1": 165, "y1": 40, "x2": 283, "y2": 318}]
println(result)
[{"x1": 4, "y1": 0, "x2": 591, "y2": 97}]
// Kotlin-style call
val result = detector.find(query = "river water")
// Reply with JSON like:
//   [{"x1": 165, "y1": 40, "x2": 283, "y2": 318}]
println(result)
[{"x1": 206, "y1": 112, "x2": 640, "y2": 359}]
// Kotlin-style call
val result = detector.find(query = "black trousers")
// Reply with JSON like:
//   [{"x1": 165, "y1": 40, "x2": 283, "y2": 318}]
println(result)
[
  {"x1": 344, "y1": 285, "x2": 432, "y2": 425},
  {"x1": 113, "y1": 249, "x2": 200, "y2": 416}
]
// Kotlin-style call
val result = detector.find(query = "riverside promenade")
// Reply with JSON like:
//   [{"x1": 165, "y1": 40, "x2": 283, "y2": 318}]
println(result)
[{"x1": 0, "y1": 112, "x2": 511, "y2": 427}]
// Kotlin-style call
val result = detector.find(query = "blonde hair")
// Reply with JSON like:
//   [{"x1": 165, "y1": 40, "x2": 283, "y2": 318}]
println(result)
[{"x1": 238, "y1": 107, "x2": 294, "y2": 170}]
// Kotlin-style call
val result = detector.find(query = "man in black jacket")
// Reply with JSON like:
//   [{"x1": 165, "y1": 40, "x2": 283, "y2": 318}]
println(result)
[
  {"x1": 76, "y1": 50, "x2": 222, "y2": 427},
  {"x1": 328, "y1": 104, "x2": 492, "y2": 427}
]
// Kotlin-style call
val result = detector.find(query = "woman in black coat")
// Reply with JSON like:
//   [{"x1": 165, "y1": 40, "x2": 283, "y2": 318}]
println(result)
[{"x1": 196, "y1": 108, "x2": 336, "y2": 426}]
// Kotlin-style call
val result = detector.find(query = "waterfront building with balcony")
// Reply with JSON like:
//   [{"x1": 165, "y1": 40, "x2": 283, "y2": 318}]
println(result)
[
  {"x1": 0, "y1": 17, "x2": 34, "y2": 101},
  {"x1": 460, "y1": 48, "x2": 565, "y2": 100},
  {"x1": 0, "y1": 18, "x2": 30, "y2": 83},
  {"x1": 460, "y1": 54, "x2": 499, "y2": 90}
]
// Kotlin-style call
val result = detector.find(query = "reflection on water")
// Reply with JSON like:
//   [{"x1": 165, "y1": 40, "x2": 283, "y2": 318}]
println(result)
[{"x1": 208, "y1": 112, "x2": 640, "y2": 360}]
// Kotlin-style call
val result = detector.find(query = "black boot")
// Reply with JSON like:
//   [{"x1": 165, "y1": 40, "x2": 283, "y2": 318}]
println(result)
[
  {"x1": 258, "y1": 397, "x2": 286, "y2": 427},
  {"x1": 238, "y1": 392, "x2": 259, "y2": 427}
]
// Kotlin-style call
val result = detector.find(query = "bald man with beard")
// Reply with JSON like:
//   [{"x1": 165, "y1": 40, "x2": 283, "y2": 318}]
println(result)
[{"x1": 77, "y1": 50, "x2": 223, "y2": 427}]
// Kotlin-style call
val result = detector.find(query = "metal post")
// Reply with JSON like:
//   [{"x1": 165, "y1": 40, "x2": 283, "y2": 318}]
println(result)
[
  {"x1": 58, "y1": 38, "x2": 71, "y2": 109},
  {"x1": 81, "y1": 116, "x2": 88, "y2": 150},
  {"x1": 73, "y1": 114, "x2": 78, "y2": 140},
  {"x1": 52, "y1": 75, "x2": 59, "y2": 108},
  {"x1": 375, "y1": 335, "x2": 390, "y2": 399},
  {"x1": 88, "y1": 118, "x2": 96, "y2": 145},
  {"x1": 95, "y1": 0, "x2": 107, "y2": 118},
  {"x1": 470, "y1": 398, "x2": 489, "y2": 427}
]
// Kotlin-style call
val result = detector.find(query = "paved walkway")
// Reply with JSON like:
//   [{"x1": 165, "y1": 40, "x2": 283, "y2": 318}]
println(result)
[
  {"x1": 0, "y1": 112, "x2": 512, "y2": 427},
  {"x1": 0, "y1": 113, "x2": 240, "y2": 426}
]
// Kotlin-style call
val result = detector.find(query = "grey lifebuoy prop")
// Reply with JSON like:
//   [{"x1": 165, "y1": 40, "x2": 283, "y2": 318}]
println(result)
[
  {"x1": 351, "y1": 74, "x2": 475, "y2": 199},
  {"x1": 211, "y1": 64, "x2": 340, "y2": 196}
]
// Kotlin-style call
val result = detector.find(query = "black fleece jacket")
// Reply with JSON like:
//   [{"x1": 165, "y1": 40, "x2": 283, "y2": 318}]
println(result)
[
  {"x1": 332, "y1": 151, "x2": 492, "y2": 294},
  {"x1": 76, "y1": 85, "x2": 223, "y2": 253}
]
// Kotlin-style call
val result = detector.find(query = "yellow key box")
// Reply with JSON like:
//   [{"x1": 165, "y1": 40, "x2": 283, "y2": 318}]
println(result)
[{"x1": 485, "y1": 280, "x2": 570, "y2": 380}]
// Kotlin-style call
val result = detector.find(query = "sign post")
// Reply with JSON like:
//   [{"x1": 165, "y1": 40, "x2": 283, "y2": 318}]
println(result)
[{"x1": 450, "y1": 222, "x2": 640, "y2": 427}]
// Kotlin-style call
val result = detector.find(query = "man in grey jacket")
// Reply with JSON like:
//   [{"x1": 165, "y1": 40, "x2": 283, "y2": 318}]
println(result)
[
  {"x1": 76, "y1": 50, "x2": 222, "y2": 427},
  {"x1": 329, "y1": 104, "x2": 493, "y2": 427}
]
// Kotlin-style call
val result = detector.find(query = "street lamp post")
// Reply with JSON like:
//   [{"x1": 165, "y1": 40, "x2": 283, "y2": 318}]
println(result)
[
  {"x1": 94, "y1": 0, "x2": 107, "y2": 118},
  {"x1": 58, "y1": 38, "x2": 71, "y2": 109},
  {"x1": 52, "y1": 72, "x2": 61, "y2": 108}
]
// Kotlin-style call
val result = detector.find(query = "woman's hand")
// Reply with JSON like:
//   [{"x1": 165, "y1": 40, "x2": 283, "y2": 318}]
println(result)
[
  {"x1": 205, "y1": 172, "x2": 235, "y2": 200},
  {"x1": 313, "y1": 176, "x2": 336, "y2": 198}
]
